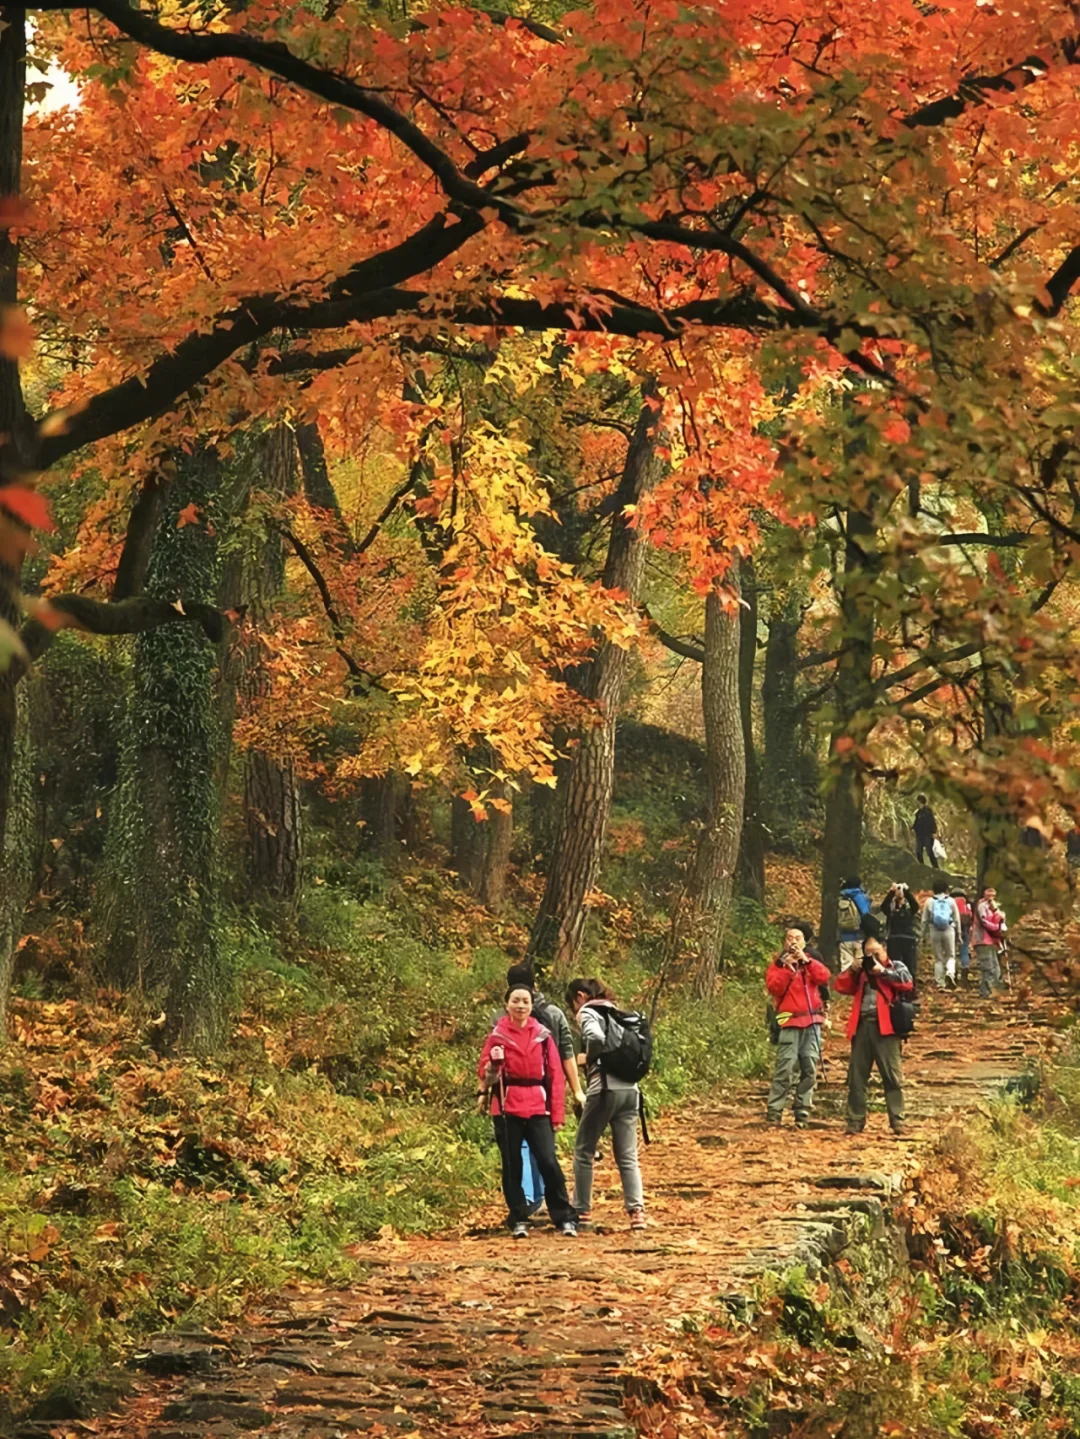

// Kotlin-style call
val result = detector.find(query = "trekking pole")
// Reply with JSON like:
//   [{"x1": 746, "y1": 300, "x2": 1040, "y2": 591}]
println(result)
[
  {"x1": 814, "y1": 1017, "x2": 828, "y2": 1084},
  {"x1": 1002, "y1": 943, "x2": 1013, "y2": 991}
]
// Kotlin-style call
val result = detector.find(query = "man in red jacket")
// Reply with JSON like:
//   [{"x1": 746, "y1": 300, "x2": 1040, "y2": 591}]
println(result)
[
  {"x1": 765, "y1": 927, "x2": 832, "y2": 1129},
  {"x1": 835, "y1": 936, "x2": 913, "y2": 1136}
]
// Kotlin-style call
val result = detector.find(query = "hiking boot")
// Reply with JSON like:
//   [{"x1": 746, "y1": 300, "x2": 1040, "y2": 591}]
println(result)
[
  {"x1": 575, "y1": 1209, "x2": 592, "y2": 1225},
  {"x1": 560, "y1": 1220, "x2": 578, "y2": 1238},
  {"x1": 890, "y1": 1121, "x2": 906, "y2": 1136},
  {"x1": 794, "y1": 1116, "x2": 809, "y2": 1130},
  {"x1": 628, "y1": 1207, "x2": 646, "y2": 1231},
  {"x1": 766, "y1": 1114, "x2": 783, "y2": 1127},
  {"x1": 845, "y1": 1122, "x2": 865, "y2": 1135},
  {"x1": 511, "y1": 1221, "x2": 529, "y2": 1240}
]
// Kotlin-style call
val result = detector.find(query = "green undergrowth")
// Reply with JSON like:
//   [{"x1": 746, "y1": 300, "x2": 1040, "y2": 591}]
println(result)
[
  {"x1": 1, "y1": 851, "x2": 776, "y2": 1421},
  {"x1": 633, "y1": 1067, "x2": 1080, "y2": 1439}
]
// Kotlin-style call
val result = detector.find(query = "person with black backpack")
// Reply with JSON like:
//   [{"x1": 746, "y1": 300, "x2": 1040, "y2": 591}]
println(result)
[
  {"x1": 834, "y1": 935, "x2": 913, "y2": 1136},
  {"x1": 565, "y1": 977, "x2": 651, "y2": 1231}
]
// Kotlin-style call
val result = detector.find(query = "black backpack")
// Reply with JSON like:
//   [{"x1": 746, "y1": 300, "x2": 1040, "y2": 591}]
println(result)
[
  {"x1": 586, "y1": 1003, "x2": 653, "y2": 1083},
  {"x1": 889, "y1": 997, "x2": 917, "y2": 1038}
]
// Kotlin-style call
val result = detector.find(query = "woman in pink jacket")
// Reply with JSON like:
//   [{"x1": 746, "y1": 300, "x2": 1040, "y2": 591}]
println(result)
[{"x1": 478, "y1": 984, "x2": 577, "y2": 1240}]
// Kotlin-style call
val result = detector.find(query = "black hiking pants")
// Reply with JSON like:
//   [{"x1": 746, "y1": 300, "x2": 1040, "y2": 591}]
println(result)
[
  {"x1": 493, "y1": 1115, "x2": 575, "y2": 1226},
  {"x1": 915, "y1": 838, "x2": 939, "y2": 868}
]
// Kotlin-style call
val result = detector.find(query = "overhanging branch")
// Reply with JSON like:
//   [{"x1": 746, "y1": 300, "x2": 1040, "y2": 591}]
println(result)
[
  {"x1": 14, "y1": 591, "x2": 227, "y2": 681},
  {"x1": 30, "y1": 0, "x2": 524, "y2": 224}
]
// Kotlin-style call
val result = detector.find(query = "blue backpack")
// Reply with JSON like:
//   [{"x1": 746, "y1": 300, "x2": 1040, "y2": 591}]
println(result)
[{"x1": 931, "y1": 895, "x2": 953, "y2": 931}]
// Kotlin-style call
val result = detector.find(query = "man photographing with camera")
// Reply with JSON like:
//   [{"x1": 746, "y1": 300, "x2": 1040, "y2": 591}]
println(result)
[
  {"x1": 765, "y1": 927, "x2": 832, "y2": 1130},
  {"x1": 835, "y1": 935, "x2": 914, "y2": 1136}
]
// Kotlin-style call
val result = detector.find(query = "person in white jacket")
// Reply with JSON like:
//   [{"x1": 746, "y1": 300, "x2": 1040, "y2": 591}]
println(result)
[{"x1": 920, "y1": 877, "x2": 962, "y2": 990}]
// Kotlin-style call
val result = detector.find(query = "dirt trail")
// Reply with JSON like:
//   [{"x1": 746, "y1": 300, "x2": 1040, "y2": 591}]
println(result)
[{"x1": 56, "y1": 985, "x2": 1053, "y2": 1439}]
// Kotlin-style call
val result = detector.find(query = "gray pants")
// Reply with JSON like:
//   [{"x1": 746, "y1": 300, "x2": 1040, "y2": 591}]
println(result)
[
  {"x1": 766, "y1": 1025, "x2": 823, "y2": 1122},
  {"x1": 846, "y1": 1018, "x2": 904, "y2": 1129},
  {"x1": 928, "y1": 929, "x2": 956, "y2": 987},
  {"x1": 573, "y1": 1087, "x2": 644, "y2": 1214},
  {"x1": 976, "y1": 943, "x2": 1001, "y2": 998}
]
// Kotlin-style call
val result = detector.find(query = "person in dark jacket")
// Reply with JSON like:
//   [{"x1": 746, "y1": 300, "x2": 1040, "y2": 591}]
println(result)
[
  {"x1": 765, "y1": 927, "x2": 832, "y2": 1129},
  {"x1": 912, "y1": 794, "x2": 938, "y2": 868},
  {"x1": 835, "y1": 935, "x2": 914, "y2": 1136},
  {"x1": 879, "y1": 882, "x2": 920, "y2": 994}
]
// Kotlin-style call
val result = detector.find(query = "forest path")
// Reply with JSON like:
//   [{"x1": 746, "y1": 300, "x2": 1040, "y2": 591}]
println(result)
[{"x1": 73, "y1": 980, "x2": 1053, "y2": 1439}]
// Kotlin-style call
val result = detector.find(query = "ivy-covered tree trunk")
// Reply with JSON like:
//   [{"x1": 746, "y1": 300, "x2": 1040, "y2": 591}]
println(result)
[
  {"x1": 818, "y1": 508, "x2": 878, "y2": 967},
  {"x1": 102, "y1": 448, "x2": 229, "y2": 1051},
  {"x1": 241, "y1": 425, "x2": 303, "y2": 904},
  {"x1": 686, "y1": 586, "x2": 746, "y2": 995},
  {"x1": 527, "y1": 390, "x2": 662, "y2": 971},
  {"x1": 736, "y1": 557, "x2": 766, "y2": 902}
]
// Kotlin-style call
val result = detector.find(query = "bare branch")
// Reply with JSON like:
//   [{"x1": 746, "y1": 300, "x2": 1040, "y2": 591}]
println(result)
[
  {"x1": 935, "y1": 531, "x2": 1029, "y2": 548},
  {"x1": 15, "y1": 591, "x2": 226, "y2": 681},
  {"x1": 277, "y1": 525, "x2": 371, "y2": 684},
  {"x1": 873, "y1": 640, "x2": 983, "y2": 694}
]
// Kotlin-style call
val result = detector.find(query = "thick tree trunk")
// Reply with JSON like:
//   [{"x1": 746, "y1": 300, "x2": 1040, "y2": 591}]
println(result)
[
  {"x1": 450, "y1": 775, "x2": 513, "y2": 911},
  {"x1": 0, "y1": 680, "x2": 41, "y2": 1037},
  {"x1": 685, "y1": 586, "x2": 747, "y2": 995},
  {"x1": 736, "y1": 557, "x2": 766, "y2": 902},
  {"x1": 101, "y1": 449, "x2": 229, "y2": 1051},
  {"x1": 241, "y1": 424, "x2": 303, "y2": 904},
  {"x1": 358, "y1": 772, "x2": 412, "y2": 858},
  {"x1": 297, "y1": 421, "x2": 343, "y2": 523},
  {"x1": 818, "y1": 508, "x2": 878, "y2": 967},
  {"x1": 527, "y1": 389, "x2": 663, "y2": 971},
  {"x1": 0, "y1": 12, "x2": 30, "y2": 1037},
  {"x1": 246, "y1": 750, "x2": 303, "y2": 899},
  {"x1": 762, "y1": 586, "x2": 808, "y2": 851}
]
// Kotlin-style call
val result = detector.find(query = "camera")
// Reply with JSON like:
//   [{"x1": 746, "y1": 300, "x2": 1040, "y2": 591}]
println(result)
[{"x1": 861, "y1": 952, "x2": 878, "y2": 975}]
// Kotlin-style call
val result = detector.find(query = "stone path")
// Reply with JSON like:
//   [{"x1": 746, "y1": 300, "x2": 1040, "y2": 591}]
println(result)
[{"x1": 59, "y1": 985, "x2": 1052, "y2": 1439}]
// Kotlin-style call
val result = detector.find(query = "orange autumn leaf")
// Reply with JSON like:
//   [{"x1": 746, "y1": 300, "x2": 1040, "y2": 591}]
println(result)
[
  {"x1": 0, "y1": 486, "x2": 55, "y2": 532},
  {"x1": 0, "y1": 305, "x2": 33, "y2": 359}
]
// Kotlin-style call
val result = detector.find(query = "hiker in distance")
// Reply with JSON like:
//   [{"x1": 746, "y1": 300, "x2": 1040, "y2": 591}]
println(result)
[
  {"x1": 835, "y1": 934, "x2": 914, "y2": 1137},
  {"x1": 973, "y1": 885, "x2": 1008, "y2": 999},
  {"x1": 912, "y1": 793, "x2": 940, "y2": 868},
  {"x1": 565, "y1": 978, "x2": 650, "y2": 1232},
  {"x1": 952, "y1": 888, "x2": 974, "y2": 982},
  {"x1": 880, "y1": 881, "x2": 920, "y2": 995},
  {"x1": 920, "y1": 878, "x2": 962, "y2": 990},
  {"x1": 765, "y1": 926, "x2": 831, "y2": 1129},
  {"x1": 837, "y1": 876, "x2": 873, "y2": 972},
  {"x1": 478, "y1": 985, "x2": 578, "y2": 1240}
]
